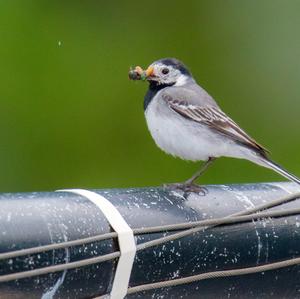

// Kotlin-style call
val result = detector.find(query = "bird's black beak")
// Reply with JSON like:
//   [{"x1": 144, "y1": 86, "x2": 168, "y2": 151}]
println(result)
[{"x1": 128, "y1": 66, "x2": 154, "y2": 81}]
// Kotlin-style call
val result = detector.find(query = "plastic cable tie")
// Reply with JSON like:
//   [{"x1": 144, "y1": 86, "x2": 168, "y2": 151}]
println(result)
[{"x1": 57, "y1": 189, "x2": 136, "y2": 299}]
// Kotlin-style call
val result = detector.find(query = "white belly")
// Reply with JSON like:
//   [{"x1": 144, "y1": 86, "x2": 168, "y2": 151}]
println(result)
[{"x1": 145, "y1": 96, "x2": 246, "y2": 161}]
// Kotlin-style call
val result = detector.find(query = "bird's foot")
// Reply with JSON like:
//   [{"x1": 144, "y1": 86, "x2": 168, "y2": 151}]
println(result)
[{"x1": 163, "y1": 182, "x2": 208, "y2": 195}]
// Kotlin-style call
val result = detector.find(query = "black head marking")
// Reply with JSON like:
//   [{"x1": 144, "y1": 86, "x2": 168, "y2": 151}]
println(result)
[
  {"x1": 143, "y1": 58, "x2": 192, "y2": 110},
  {"x1": 156, "y1": 58, "x2": 192, "y2": 76}
]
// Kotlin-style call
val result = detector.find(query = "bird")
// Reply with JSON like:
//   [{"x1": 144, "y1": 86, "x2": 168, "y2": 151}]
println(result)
[{"x1": 129, "y1": 58, "x2": 300, "y2": 192}]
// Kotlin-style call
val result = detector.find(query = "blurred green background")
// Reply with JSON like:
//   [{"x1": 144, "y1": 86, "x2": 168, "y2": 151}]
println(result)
[{"x1": 0, "y1": 0, "x2": 300, "y2": 192}]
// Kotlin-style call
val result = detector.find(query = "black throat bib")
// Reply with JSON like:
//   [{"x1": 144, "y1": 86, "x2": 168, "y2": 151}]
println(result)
[{"x1": 144, "y1": 81, "x2": 174, "y2": 111}]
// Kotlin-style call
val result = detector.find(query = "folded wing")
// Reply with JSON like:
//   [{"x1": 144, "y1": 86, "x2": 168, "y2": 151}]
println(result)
[{"x1": 162, "y1": 93, "x2": 269, "y2": 156}]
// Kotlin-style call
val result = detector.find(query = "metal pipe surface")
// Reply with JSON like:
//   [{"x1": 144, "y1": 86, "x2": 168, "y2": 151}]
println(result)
[{"x1": 0, "y1": 182, "x2": 300, "y2": 299}]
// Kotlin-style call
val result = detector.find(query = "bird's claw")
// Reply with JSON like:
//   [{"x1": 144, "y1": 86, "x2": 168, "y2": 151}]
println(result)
[{"x1": 163, "y1": 182, "x2": 208, "y2": 195}]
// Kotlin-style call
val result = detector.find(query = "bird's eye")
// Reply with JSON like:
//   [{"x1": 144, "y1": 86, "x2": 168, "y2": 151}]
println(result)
[{"x1": 161, "y1": 68, "x2": 169, "y2": 75}]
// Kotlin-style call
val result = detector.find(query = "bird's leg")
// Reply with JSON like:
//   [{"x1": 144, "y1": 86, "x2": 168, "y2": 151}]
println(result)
[
  {"x1": 184, "y1": 157, "x2": 216, "y2": 185},
  {"x1": 164, "y1": 157, "x2": 216, "y2": 194}
]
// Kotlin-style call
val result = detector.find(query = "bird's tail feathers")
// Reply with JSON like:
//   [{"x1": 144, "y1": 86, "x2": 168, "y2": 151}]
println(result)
[{"x1": 261, "y1": 157, "x2": 300, "y2": 185}]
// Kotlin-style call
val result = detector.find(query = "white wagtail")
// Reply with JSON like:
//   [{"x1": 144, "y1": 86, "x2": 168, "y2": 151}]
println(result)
[{"x1": 129, "y1": 58, "x2": 300, "y2": 192}]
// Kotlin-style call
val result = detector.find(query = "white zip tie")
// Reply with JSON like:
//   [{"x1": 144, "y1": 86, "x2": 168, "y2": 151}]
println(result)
[{"x1": 57, "y1": 189, "x2": 136, "y2": 299}]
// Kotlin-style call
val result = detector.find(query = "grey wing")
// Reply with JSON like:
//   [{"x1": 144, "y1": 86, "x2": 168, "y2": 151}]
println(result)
[{"x1": 161, "y1": 92, "x2": 269, "y2": 155}]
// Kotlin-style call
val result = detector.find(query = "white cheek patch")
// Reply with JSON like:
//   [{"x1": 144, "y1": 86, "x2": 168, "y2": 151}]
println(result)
[{"x1": 174, "y1": 74, "x2": 188, "y2": 86}]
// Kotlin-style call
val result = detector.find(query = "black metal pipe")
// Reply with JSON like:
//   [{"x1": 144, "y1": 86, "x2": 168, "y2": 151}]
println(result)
[{"x1": 0, "y1": 182, "x2": 300, "y2": 299}]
